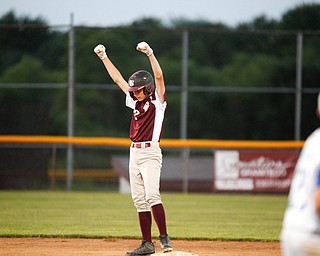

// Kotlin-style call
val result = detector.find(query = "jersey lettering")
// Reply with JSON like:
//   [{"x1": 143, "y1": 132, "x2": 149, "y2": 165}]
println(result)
[
  {"x1": 143, "y1": 101, "x2": 150, "y2": 112},
  {"x1": 133, "y1": 109, "x2": 140, "y2": 120}
]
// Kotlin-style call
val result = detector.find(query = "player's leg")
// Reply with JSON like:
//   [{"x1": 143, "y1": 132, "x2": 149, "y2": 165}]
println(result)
[
  {"x1": 152, "y1": 203, "x2": 167, "y2": 235},
  {"x1": 138, "y1": 211, "x2": 152, "y2": 243},
  {"x1": 139, "y1": 143, "x2": 173, "y2": 252},
  {"x1": 152, "y1": 204, "x2": 173, "y2": 252},
  {"x1": 129, "y1": 165, "x2": 152, "y2": 243},
  {"x1": 126, "y1": 147, "x2": 155, "y2": 255}
]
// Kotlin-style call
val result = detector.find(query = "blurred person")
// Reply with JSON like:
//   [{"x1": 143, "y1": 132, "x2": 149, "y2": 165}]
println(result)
[
  {"x1": 94, "y1": 42, "x2": 172, "y2": 255},
  {"x1": 281, "y1": 93, "x2": 320, "y2": 256}
]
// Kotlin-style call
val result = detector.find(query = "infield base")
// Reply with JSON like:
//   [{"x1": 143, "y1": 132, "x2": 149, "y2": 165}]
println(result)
[{"x1": 153, "y1": 251, "x2": 199, "y2": 256}]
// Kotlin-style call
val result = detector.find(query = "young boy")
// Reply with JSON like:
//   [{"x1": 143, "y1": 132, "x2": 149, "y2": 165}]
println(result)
[{"x1": 94, "y1": 42, "x2": 172, "y2": 255}]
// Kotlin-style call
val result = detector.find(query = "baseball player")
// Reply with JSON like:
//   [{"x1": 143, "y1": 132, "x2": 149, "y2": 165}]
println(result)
[
  {"x1": 94, "y1": 42, "x2": 172, "y2": 255},
  {"x1": 280, "y1": 93, "x2": 320, "y2": 256}
]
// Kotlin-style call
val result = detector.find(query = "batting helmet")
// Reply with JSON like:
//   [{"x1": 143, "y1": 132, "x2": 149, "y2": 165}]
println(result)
[{"x1": 128, "y1": 70, "x2": 155, "y2": 95}]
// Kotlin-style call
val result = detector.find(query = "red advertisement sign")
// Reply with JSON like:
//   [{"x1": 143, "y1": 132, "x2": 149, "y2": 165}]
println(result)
[{"x1": 213, "y1": 150, "x2": 299, "y2": 193}]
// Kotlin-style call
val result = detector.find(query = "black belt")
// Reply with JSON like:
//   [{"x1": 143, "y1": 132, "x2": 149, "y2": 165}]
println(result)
[{"x1": 132, "y1": 142, "x2": 151, "y2": 148}]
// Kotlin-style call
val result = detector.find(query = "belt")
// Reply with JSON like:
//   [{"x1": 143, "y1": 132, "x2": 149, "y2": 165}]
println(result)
[{"x1": 132, "y1": 142, "x2": 151, "y2": 148}]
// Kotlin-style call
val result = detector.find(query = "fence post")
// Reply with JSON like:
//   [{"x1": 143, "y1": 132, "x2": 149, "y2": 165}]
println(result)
[
  {"x1": 294, "y1": 32, "x2": 303, "y2": 141},
  {"x1": 181, "y1": 29, "x2": 190, "y2": 193},
  {"x1": 50, "y1": 145, "x2": 57, "y2": 191},
  {"x1": 67, "y1": 13, "x2": 75, "y2": 191}
]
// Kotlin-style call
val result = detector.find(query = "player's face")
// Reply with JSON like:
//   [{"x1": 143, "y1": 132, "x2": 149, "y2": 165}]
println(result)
[{"x1": 133, "y1": 88, "x2": 147, "y2": 101}]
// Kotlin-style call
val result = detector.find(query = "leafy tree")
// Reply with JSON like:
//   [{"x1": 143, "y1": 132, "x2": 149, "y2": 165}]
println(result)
[
  {"x1": 237, "y1": 15, "x2": 278, "y2": 30},
  {"x1": 131, "y1": 17, "x2": 164, "y2": 28},
  {"x1": 280, "y1": 3, "x2": 320, "y2": 30},
  {"x1": 0, "y1": 11, "x2": 50, "y2": 74},
  {"x1": 0, "y1": 55, "x2": 63, "y2": 83}
]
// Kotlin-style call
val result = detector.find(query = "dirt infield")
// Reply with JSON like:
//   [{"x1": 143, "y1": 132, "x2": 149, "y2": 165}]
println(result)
[{"x1": 0, "y1": 238, "x2": 280, "y2": 256}]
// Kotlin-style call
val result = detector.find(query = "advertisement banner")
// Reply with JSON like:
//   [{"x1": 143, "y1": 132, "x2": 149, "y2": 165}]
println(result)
[{"x1": 213, "y1": 150, "x2": 299, "y2": 193}]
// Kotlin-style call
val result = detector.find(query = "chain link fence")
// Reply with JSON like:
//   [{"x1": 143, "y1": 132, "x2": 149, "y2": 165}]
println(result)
[{"x1": 0, "y1": 24, "x2": 319, "y2": 191}]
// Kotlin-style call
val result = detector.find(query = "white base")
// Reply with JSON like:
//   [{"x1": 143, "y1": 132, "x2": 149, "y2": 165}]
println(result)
[{"x1": 153, "y1": 251, "x2": 199, "y2": 256}]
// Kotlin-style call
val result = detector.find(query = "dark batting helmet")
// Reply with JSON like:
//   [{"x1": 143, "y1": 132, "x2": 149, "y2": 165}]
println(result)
[{"x1": 128, "y1": 70, "x2": 155, "y2": 95}]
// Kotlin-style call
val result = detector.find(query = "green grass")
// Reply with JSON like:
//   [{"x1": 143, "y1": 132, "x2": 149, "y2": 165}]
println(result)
[{"x1": 0, "y1": 191, "x2": 288, "y2": 241}]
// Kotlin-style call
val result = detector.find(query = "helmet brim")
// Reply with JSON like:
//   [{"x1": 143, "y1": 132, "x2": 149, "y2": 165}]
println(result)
[{"x1": 128, "y1": 85, "x2": 145, "y2": 92}]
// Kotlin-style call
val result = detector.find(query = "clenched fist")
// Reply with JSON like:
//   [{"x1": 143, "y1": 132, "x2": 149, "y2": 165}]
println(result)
[
  {"x1": 94, "y1": 44, "x2": 107, "y2": 60},
  {"x1": 136, "y1": 42, "x2": 153, "y2": 56}
]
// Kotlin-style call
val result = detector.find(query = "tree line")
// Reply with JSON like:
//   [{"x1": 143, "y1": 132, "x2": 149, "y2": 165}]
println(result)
[{"x1": 0, "y1": 3, "x2": 320, "y2": 140}]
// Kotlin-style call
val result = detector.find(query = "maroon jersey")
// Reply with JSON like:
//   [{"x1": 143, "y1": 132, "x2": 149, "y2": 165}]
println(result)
[{"x1": 126, "y1": 91, "x2": 167, "y2": 142}]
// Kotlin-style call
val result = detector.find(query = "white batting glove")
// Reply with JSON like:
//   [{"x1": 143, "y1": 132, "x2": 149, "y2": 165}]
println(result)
[
  {"x1": 94, "y1": 44, "x2": 107, "y2": 60},
  {"x1": 136, "y1": 41, "x2": 153, "y2": 56}
]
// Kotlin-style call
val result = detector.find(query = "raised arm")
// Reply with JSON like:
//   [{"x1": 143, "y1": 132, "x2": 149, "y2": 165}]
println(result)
[
  {"x1": 94, "y1": 44, "x2": 128, "y2": 94},
  {"x1": 136, "y1": 42, "x2": 166, "y2": 104}
]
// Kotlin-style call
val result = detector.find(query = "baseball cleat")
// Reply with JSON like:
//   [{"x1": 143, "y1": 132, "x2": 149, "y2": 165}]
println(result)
[
  {"x1": 125, "y1": 240, "x2": 155, "y2": 255},
  {"x1": 159, "y1": 234, "x2": 173, "y2": 253}
]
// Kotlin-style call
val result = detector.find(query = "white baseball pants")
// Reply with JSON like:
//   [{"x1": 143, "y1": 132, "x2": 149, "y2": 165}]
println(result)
[{"x1": 129, "y1": 141, "x2": 163, "y2": 212}]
